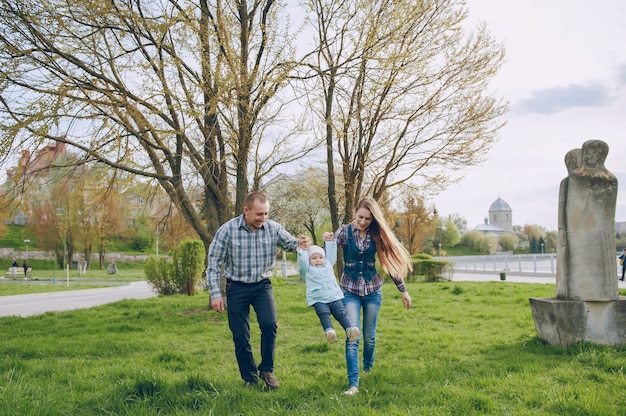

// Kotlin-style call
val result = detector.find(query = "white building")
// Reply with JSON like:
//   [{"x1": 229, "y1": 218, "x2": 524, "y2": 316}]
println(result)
[{"x1": 474, "y1": 197, "x2": 513, "y2": 236}]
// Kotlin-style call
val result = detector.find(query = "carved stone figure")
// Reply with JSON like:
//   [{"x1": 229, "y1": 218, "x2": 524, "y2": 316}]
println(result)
[
  {"x1": 78, "y1": 259, "x2": 87, "y2": 276},
  {"x1": 556, "y1": 148, "x2": 581, "y2": 298},
  {"x1": 559, "y1": 139, "x2": 618, "y2": 300},
  {"x1": 107, "y1": 262, "x2": 118, "y2": 275},
  {"x1": 531, "y1": 139, "x2": 624, "y2": 346}
]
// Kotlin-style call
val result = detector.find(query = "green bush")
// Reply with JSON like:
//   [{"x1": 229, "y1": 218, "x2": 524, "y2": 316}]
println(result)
[
  {"x1": 144, "y1": 255, "x2": 177, "y2": 295},
  {"x1": 408, "y1": 258, "x2": 453, "y2": 282},
  {"x1": 144, "y1": 239, "x2": 205, "y2": 296},
  {"x1": 170, "y1": 240, "x2": 205, "y2": 295},
  {"x1": 378, "y1": 254, "x2": 451, "y2": 283},
  {"x1": 130, "y1": 233, "x2": 154, "y2": 252}
]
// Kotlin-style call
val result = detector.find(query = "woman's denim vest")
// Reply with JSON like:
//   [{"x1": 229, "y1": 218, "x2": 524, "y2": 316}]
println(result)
[{"x1": 343, "y1": 224, "x2": 377, "y2": 281}]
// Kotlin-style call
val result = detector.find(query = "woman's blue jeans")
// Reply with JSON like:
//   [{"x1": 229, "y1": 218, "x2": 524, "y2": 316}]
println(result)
[{"x1": 342, "y1": 288, "x2": 382, "y2": 388}]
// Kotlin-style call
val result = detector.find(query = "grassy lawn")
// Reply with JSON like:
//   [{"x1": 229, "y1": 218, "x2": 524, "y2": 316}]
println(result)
[
  {"x1": 0, "y1": 282, "x2": 115, "y2": 296},
  {"x1": 1, "y1": 280, "x2": 625, "y2": 415}
]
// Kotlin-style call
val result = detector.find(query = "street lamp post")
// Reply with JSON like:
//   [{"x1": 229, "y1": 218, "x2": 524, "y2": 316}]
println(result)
[
  {"x1": 438, "y1": 243, "x2": 442, "y2": 257},
  {"x1": 24, "y1": 239, "x2": 30, "y2": 261},
  {"x1": 541, "y1": 243, "x2": 544, "y2": 254}
]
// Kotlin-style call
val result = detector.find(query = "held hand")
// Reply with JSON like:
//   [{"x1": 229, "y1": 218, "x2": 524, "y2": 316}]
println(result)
[
  {"x1": 298, "y1": 235, "x2": 311, "y2": 250},
  {"x1": 322, "y1": 232, "x2": 334, "y2": 241},
  {"x1": 401, "y1": 291, "x2": 412, "y2": 310},
  {"x1": 211, "y1": 297, "x2": 225, "y2": 313}
]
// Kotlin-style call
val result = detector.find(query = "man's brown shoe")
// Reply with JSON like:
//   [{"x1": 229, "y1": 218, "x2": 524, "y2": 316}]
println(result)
[{"x1": 259, "y1": 371, "x2": 280, "y2": 389}]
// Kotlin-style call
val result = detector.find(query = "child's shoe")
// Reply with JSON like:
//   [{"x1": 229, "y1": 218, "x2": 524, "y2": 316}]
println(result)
[
  {"x1": 343, "y1": 386, "x2": 359, "y2": 395},
  {"x1": 325, "y1": 328, "x2": 337, "y2": 343},
  {"x1": 346, "y1": 327, "x2": 360, "y2": 342}
]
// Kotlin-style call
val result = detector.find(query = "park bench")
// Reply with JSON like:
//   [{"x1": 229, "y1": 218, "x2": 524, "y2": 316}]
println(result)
[{"x1": 4, "y1": 267, "x2": 32, "y2": 278}]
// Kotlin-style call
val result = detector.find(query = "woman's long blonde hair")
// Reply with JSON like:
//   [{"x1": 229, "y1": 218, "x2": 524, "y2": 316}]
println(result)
[{"x1": 355, "y1": 198, "x2": 413, "y2": 280}]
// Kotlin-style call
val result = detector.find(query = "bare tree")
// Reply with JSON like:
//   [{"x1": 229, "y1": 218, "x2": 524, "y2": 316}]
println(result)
[
  {"x1": 0, "y1": 0, "x2": 507, "y2": 253},
  {"x1": 0, "y1": 0, "x2": 312, "y2": 247},
  {"x1": 301, "y1": 0, "x2": 508, "y2": 227}
]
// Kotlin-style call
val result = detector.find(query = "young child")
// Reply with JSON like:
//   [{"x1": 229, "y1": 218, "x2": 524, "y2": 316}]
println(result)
[{"x1": 297, "y1": 232, "x2": 359, "y2": 343}]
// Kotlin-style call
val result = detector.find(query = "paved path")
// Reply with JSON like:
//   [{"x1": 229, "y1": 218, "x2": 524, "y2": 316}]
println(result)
[
  {"x1": 0, "y1": 281, "x2": 157, "y2": 318},
  {"x1": 451, "y1": 271, "x2": 556, "y2": 284},
  {"x1": 451, "y1": 270, "x2": 626, "y2": 287}
]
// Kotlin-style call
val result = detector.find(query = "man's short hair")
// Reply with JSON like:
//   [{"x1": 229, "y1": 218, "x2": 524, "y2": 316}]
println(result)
[{"x1": 245, "y1": 192, "x2": 267, "y2": 207}]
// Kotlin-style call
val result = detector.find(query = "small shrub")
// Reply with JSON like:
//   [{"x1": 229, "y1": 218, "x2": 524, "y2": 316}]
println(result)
[
  {"x1": 144, "y1": 255, "x2": 176, "y2": 295},
  {"x1": 130, "y1": 233, "x2": 154, "y2": 252},
  {"x1": 408, "y1": 258, "x2": 453, "y2": 282},
  {"x1": 170, "y1": 240, "x2": 205, "y2": 295},
  {"x1": 144, "y1": 239, "x2": 205, "y2": 296}
]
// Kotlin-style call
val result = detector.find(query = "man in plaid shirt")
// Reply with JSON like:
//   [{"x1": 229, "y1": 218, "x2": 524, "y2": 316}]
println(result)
[{"x1": 207, "y1": 192, "x2": 309, "y2": 389}]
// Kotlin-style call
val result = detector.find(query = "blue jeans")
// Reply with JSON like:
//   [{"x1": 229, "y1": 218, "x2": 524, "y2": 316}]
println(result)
[
  {"x1": 342, "y1": 288, "x2": 382, "y2": 388},
  {"x1": 226, "y1": 279, "x2": 277, "y2": 383}
]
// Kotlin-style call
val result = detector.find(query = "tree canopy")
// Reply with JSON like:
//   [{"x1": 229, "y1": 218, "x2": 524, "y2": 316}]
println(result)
[
  {"x1": 0, "y1": 0, "x2": 507, "y2": 247},
  {"x1": 300, "y1": 0, "x2": 507, "y2": 228}
]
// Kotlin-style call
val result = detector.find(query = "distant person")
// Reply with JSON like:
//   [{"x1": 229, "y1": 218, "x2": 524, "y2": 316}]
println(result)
[
  {"x1": 22, "y1": 260, "x2": 28, "y2": 278},
  {"x1": 11, "y1": 257, "x2": 18, "y2": 278},
  {"x1": 297, "y1": 233, "x2": 359, "y2": 344},
  {"x1": 619, "y1": 248, "x2": 626, "y2": 282},
  {"x1": 335, "y1": 197, "x2": 413, "y2": 396},
  {"x1": 206, "y1": 192, "x2": 310, "y2": 390}
]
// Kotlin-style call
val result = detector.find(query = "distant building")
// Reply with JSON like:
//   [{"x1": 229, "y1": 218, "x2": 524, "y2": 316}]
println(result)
[
  {"x1": 474, "y1": 217, "x2": 504, "y2": 236},
  {"x1": 3, "y1": 141, "x2": 70, "y2": 225},
  {"x1": 473, "y1": 197, "x2": 513, "y2": 237},
  {"x1": 488, "y1": 197, "x2": 513, "y2": 232},
  {"x1": 6, "y1": 141, "x2": 67, "y2": 180}
]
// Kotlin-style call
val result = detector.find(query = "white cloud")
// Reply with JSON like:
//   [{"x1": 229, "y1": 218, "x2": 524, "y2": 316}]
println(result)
[{"x1": 515, "y1": 83, "x2": 613, "y2": 114}]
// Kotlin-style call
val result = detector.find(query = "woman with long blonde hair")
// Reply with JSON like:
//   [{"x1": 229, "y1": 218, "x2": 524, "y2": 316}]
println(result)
[{"x1": 334, "y1": 197, "x2": 413, "y2": 395}]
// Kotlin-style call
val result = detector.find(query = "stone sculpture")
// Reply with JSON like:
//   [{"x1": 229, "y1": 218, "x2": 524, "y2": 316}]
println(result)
[
  {"x1": 558, "y1": 140, "x2": 618, "y2": 300},
  {"x1": 530, "y1": 139, "x2": 625, "y2": 346},
  {"x1": 556, "y1": 148, "x2": 581, "y2": 299}
]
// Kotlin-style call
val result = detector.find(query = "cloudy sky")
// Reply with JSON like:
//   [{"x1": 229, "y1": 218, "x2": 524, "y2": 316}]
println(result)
[{"x1": 432, "y1": 0, "x2": 626, "y2": 231}]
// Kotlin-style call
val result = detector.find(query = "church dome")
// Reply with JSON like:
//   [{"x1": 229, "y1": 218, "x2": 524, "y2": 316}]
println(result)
[{"x1": 489, "y1": 197, "x2": 511, "y2": 212}]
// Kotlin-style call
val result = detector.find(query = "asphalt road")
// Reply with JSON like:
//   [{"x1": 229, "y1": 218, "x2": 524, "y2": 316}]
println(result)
[{"x1": 0, "y1": 280, "x2": 157, "y2": 318}]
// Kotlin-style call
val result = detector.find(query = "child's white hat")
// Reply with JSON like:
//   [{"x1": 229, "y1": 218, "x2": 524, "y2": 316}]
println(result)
[{"x1": 308, "y1": 245, "x2": 325, "y2": 259}]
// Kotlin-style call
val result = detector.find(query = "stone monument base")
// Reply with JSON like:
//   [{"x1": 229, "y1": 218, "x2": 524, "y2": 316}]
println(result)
[{"x1": 529, "y1": 297, "x2": 626, "y2": 346}]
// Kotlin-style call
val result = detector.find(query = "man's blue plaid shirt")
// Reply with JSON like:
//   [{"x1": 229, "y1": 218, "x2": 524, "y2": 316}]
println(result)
[{"x1": 206, "y1": 214, "x2": 299, "y2": 299}]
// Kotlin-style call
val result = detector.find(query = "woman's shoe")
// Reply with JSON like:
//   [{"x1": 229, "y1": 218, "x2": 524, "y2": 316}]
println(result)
[
  {"x1": 346, "y1": 327, "x2": 360, "y2": 342},
  {"x1": 343, "y1": 386, "x2": 359, "y2": 395}
]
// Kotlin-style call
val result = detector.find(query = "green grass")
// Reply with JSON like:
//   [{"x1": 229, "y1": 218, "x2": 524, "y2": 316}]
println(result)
[
  {"x1": 0, "y1": 224, "x2": 156, "y2": 254},
  {"x1": 0, "y1": 224, "x2": 32, "y2": 250},
  {"x1": 0, "y1": 266, "x2": 146, "y2": 295},
  {"x1": 1, "y1": 281, "x2": 626, "y2": 415},
  {"x1": 0, "y1": 283, "x2": 114, "y2": 295}
]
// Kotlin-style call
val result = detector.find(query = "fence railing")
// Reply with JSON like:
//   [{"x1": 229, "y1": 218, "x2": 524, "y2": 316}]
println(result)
[
  {"x1": 442, "y1": 253, "x2": 557, "y2": 275},
  {"x1": 441, "y1": 253, "x2": 624, "y2": 276}
]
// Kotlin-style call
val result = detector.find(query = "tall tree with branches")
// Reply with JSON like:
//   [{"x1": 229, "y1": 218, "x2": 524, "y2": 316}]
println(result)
[
  {"x1": 0, "y1": 0, "x2": 311, "y2": 248},
  {"x1": 301, "y1": 0, "x2": 507, "y2": 228}
]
